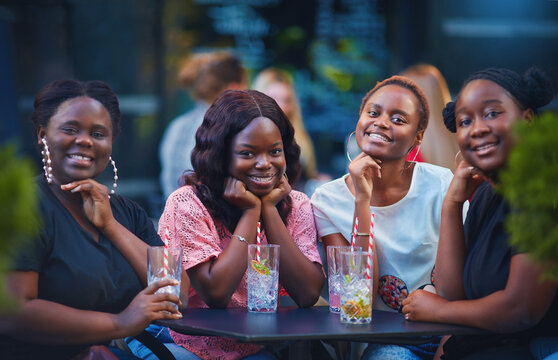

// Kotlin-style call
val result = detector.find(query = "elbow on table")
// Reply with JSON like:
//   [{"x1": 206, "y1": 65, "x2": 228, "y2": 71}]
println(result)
[
  {"x1": 202, "y1": 288, "x2": 233, "y2": 309},
  {"x1": 497, "y1": 307, "x2": 545, "y2": 333},
  {"x1": 292, "y1": 288, "x2": 322, "y2": 308}
]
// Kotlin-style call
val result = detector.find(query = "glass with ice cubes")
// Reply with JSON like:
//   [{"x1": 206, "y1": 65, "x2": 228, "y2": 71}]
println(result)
[
  {"x1": 247, "y1": 244, "x2": 280, "y2": 313},
  {"x1": 339, "y1": 250, "x2": 372, "y2": 324},
  {"x1": 327, "y1": 245, "x2": 362, "y2": 313}
]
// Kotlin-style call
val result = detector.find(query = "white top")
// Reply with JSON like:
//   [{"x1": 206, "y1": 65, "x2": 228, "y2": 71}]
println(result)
[
  {"x1": 159, "y1": 102, "x2": 210, "y2": 199},
  {"x1": 311, "y1": 162, "x2": 454, "y2": 312}
]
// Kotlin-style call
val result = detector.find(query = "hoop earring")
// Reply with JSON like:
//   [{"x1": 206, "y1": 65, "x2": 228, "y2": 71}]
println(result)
[
  {"x1": 454, "y1": 150, "x2": 462, "y2": 168},
  {"x1": 109, "y1": 156, "x2": 118, "y2": 194},
  {"x1": 410, "y1": 144, "x2": 421, "y2": 163},
  {"x1": 41, "y1": 137, "x2": 53, "y2": 184},
  {"x1": 346, "y1": 131, "x2": 356, "y2": 162}
]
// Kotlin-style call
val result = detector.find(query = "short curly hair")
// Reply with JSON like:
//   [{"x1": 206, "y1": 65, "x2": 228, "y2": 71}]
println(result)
[{"x1": 360, "y1": 75, "x2": 430, "y2": 134}]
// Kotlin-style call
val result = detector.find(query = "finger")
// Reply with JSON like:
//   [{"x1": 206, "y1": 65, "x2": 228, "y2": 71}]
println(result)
[
  {"x1": 67, "y1": 182, "x2": 95, "y2": 193},
  {"x1": 144, "y1": 279, "x2": 179, "y2": 294}
]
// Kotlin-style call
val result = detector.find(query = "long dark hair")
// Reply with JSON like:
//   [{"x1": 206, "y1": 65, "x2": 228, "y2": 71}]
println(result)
[{"x1": 182, "y1": 90, "x2": 301, "y2": 231}]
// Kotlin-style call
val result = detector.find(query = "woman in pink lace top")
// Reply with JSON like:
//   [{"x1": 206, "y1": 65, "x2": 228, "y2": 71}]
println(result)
[{"x1": 158, "y1": 89, "x2": 325, "y2": 360}]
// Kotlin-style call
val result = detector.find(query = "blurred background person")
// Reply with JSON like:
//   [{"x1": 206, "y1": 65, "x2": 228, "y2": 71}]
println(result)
[
  {"x1": 252, "y1": 68, "x2": 329, "y2": 192},
  {"x1": 159, "y1": 51, "x2": 246, "y2": 199},
  {"x1": 402, "y1": 64, "x2": 460, "y2": 172}
]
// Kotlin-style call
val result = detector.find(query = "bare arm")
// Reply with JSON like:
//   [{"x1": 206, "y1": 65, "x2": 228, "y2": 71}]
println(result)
[
  {"x1": 434, "y1": 162, "x2": 485, "y2": 300},
  {"x1": 4, "y1": 271, "x2": 181, "y2": 344},
  {"x1": 187, "y1": 177, "x2": 261, "y2": 309},
  {"x1": 403, "y1": 254, "x2": 558, "y2": 332},
  {"x1": 261, "y1": 176, "x2": 324, "y2": 307}
]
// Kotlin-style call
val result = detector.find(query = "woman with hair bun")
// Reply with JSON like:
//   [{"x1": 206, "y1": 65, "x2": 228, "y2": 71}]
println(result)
[
  {"x1": 402, "y1": 67, "x2": 557, "y2": 360},
  {"x1": 159, "y1": 89, "x2": 324, "y2": 359}
]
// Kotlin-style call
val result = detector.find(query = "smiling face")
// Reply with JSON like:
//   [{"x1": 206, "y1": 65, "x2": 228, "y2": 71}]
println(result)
[
  {"x1": 356, "y1": 84, "x2": 423, "y2": 161},
  {"x1": 455, "y1": 79, "x2": 527, "y2": 177},
  {"x1": 229, "y1": 116, "x2": 286, "y2": 196},
  {"x1": 38, "y1": 96, "x2": 113, "y2": 185}
]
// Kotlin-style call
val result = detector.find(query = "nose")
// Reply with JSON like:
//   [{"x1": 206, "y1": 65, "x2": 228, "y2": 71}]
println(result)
[
  {"x1": 373, "y1": 115, "x2": 390, "y2": 129},
  {"x1": 470, "y1": 116, "x2": 490, "y2": 137},
  {"x1": 75, "y1": 131, "x2": 93, "y2": 147},
  {"x1": 255, "y1": 153, "x2": 271, "y2": 169}
]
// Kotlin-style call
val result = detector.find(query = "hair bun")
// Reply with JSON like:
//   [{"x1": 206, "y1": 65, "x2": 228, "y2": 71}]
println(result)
[
  {"x1": 443, "y1": 101, "x2": 457, "y2": 133},
  {"x1": 523, "y1": 67, "x2": 555, "y2": 110}
]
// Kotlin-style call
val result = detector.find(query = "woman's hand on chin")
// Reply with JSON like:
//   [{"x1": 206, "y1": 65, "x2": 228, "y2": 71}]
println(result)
[
  {"x1": 223, "y1": 177, "x2": 261, "y2": 211},
  {"x1": 61, "y1": 179, "x2": 115, "y2": 230},
  {"x1": 261, "y1": 175, "x2": 291, "y2": 207},
  {"x1": 445, "y1": 161, "x2": 487, "y2": 204},
  {"x1": 348, "y1": 152, "x2": 381, "y2": 200}
]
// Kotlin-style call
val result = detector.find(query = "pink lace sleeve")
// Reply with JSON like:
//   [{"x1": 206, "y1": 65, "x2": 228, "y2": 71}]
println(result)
[
  {"x1": 158, "y1": 186, "x2": 221, "y2": 271},
  {"x1": 287, "y1": 191, "x2": 322, "y2": 265}
]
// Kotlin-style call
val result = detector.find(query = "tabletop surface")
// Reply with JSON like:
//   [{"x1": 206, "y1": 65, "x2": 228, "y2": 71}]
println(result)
[{"x1": 156, "y1": 306, "x2": 485, "y2": 343}]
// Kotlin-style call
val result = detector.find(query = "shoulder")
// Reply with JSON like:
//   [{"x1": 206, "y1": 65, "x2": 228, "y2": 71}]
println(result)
[
  {"x1": 311, "y1": 175, "x2": 349, "y2": 202},
  {"x1": 414, "y1": 162, "x2": 454, "y2": 189}
]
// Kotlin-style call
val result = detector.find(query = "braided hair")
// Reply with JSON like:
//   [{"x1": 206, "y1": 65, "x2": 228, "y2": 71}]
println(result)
[{"x1": 443, "y1": 67, "x2": 555, "y2": 132}]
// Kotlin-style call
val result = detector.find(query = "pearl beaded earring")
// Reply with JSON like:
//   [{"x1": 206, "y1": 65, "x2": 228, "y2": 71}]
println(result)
[
  {"x1": 41, "y1": 137, "x2": 53, "y2": 183},
  {"x1": 109, "y1": 156, "x2": 118, "y2": 194}
]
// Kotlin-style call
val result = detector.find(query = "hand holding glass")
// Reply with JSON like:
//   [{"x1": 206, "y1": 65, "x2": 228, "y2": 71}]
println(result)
[{"x1": 147, "y1": 246, "x2": 183, "y2": 310}]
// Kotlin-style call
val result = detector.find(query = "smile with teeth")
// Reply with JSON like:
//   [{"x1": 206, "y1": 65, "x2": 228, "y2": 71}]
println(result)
[
  {"x1": 473, "y1": 143, "x2": 497, "y2": 151},
  {"x1": 248, "y1": 174, "x2": 276, "y2": 183},
  {"x1": 367, "y1": 133, "x2": 391, "y2": 142},
  {"x1": 69, "y1": 154, "x2": 93, "y2": 161}
]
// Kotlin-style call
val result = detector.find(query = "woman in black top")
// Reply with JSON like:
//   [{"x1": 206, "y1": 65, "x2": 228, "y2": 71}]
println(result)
[
  {"x1": 1, "y1": 80, "x2": 187, "y2": 359},
  {"x1": 402, "y1": 68, "x2": 557, "y2": 359}
]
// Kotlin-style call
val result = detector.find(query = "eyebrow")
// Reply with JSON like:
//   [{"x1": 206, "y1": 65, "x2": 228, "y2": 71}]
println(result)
[
  {"x1": 368, "y1": 103, "x2": 410, "y2": 117},
  {"x1": 456, "y1": 99, "x2": 503, "y2": 114},
  {"x1": 238, "y1": 142, "x2": 282, "y2": 148}
]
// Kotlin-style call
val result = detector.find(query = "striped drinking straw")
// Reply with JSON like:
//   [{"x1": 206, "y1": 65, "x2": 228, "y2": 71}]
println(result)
[
  {"x1": 164, "y1": 225, "x2": 170, "y2": 277},
  {"x1": 256, "y1": 221, "x2": 261, "y2": 263},
  {"x1": 366, "y1": 214, "x2": 375, "y2": 280},
  {"x1": 350, "y1": 217, "x2": 359, "y2": 251}
]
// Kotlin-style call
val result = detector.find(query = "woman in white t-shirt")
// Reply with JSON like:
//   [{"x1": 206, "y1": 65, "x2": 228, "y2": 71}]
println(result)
[{"x1": 311, "y1": 75, "x2": 453, "y2": 360}]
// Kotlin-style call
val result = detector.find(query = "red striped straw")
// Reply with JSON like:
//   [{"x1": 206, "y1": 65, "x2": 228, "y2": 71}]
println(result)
[
  {"x1": 256, "y1": 221, "x2": 261, "y2": 263},
  {"x1": 350, "y1": 217, "x2": 359, "y2": 251},
  {"x1": 164, "y1": 225, "x2": 170, "y2": 277},
  {"x1": 366, "y1": 214, "x2": 375, "y2": 280}
]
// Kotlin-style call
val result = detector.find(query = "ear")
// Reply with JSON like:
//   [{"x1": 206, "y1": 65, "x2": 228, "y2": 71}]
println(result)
[
  {"x1": 37, "y1": 127, "x2": 46, "y2": 145},
  {"x1": 414, "y1": 129, "x2": 425, "y2": 146},
  {"x1": 522, "y1": 108, "x2": 535, "y2": 123}
]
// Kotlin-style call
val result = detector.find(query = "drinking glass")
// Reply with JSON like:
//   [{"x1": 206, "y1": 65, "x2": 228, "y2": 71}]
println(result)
[{"x1": 247, "y1": 244, "x2": 280, "y2": 313}]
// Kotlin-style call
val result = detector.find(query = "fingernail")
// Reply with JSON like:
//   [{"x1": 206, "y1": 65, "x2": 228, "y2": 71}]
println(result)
[{"x1": 176, "y1": 313, "x2": 182, "y2": 318}]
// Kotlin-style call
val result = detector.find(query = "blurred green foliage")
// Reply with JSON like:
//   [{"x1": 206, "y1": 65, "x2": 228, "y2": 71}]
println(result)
[
  {"x1": 0, "y1": 144, "x2": 39, "y2": 310},
  {"x1": 500, "y1": 111, "x2": 558, "y2": 280}
]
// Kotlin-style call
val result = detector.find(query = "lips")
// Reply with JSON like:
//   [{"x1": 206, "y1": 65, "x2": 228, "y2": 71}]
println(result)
[{"x1": 471, "y1": 141, "x2": 498, "y2": 155}]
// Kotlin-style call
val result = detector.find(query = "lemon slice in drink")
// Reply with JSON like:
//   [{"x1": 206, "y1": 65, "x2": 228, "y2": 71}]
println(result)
[{"x1": 251, "y1": 260, "x2": 270, "y2": 275}]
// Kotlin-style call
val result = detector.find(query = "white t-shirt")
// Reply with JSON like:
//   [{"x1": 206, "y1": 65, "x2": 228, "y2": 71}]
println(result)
[{"x1": 311, "y1": 162, "x2": 453, "y2": 312}]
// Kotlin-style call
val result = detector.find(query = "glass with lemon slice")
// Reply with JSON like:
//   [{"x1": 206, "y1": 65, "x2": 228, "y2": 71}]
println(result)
[
  {"x1": 340, "y1": 250, "x2": 372, "y2": 324},
  {"x1": 247, "y1": 244, "x2": 280, "y2": 312}
]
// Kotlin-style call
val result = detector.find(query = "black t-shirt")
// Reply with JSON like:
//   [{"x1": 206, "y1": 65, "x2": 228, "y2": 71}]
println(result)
[
  {"x1": 1, "y1": 177, "x2": 162, "y2": 359},
  {"x1": 445, "y1": 182, "x2": 558, "y2": 358}
]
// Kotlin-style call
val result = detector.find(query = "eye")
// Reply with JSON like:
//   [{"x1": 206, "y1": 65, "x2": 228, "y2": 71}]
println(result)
[
  {"x1": 91, "y1": 131, "x2": 107, "y2": 139},
  {"x1": 271, "y1": 148, "x2": 283, "y2": 156},
  {"x1": 391, "y1": 116, "x2": 406, "y2": 125},
  {"x1": 457, "y1": 117, "x2": 472, "y2": 128},
  {"x1": 238, "y1": 150, "x2": 253, "y2": 158},
  {"x1": 61, "y1": 127, "x2": 78, "y2": 135},
  {"x1": 368, "y1": 110, "x2": 379, "y2": 117},
  {"x1": 485, "y1": 111, "x2": 500, "y2": 119}
]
